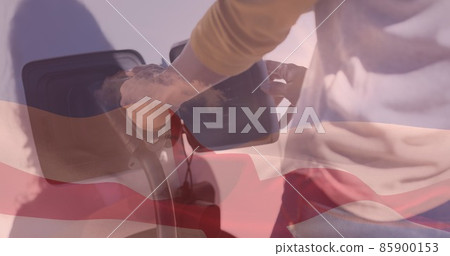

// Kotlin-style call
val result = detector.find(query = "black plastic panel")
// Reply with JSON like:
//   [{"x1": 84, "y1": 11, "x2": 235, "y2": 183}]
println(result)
[
  {"x1": 22, "y1": 50, "x2": 144, "y2": 117},
  {"x1": 171, "y1": 42, "x2": 279, "y2": 151},
  {"x1": 22, "y1": 50, "x2": 145, "y2": 182}
]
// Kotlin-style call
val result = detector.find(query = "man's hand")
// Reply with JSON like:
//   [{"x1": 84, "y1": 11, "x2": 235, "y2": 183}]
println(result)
[
  {"x1": 116, "y1": 64, "x2": 225, "y2": 135},
  {"x1": 95, "y1": 69, "x2": 133, "y2": 111},
  {"x1": 263, "y1": 60, "x2": 307, "y2": 106},
  {"x1": 120, "y1": 64, "x2": 199, "y2": 110}
]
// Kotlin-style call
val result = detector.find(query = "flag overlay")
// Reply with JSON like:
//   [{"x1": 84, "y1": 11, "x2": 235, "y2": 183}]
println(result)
[{"x1": 1, "y1": 100, "x2": 449, "y2": 237}]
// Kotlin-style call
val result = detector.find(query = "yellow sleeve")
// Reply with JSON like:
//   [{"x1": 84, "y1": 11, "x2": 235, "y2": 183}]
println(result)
[{"x1": 190, "y1": 0, "x2": 316, "y2": 76}]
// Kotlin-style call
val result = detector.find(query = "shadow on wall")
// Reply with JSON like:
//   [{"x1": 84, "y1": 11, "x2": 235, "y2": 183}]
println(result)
[
  {"x1": 9, "y1": 0, "x2": 114, "y2": 104},
  {"x1": 8, "y1": 0, "x2": 115, "y2": 237},
  {"x1": 9, "y1": 0, "x2": 116, "y2": 177}
]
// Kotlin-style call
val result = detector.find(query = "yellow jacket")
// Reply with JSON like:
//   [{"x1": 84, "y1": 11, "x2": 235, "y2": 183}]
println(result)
[{"x1": 190, "y1": 0, "x2": 316, "y2": 76}]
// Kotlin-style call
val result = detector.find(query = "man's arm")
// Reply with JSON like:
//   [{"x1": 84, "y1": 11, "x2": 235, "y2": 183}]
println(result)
[
  {"x1": 120, "y1": 0, "x2": 316, "y2": 109},
  {"x1": 172, "y1": 0, "x2": 316, "y2": 87}
]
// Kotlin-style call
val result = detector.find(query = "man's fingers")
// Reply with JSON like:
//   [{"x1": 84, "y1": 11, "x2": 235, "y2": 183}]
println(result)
[
  {"x1": 265, "y1": 60, "x2": 283, "y2": 78},
  {"x1": 261, "y1": 81, "x2": 287, "y2": 97},
  {"x1": 265, "y1": 60, "x2": 281, "y2": 74},
  {"x1": 263, "y1": 61, "x2": 307, "y2": 106},
  {"x1": 132, "y1": 64, "x2": 164, "y2": 79},
  {"x1": 266, "y1": 60, "x2": 294, "y2": 82}
]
